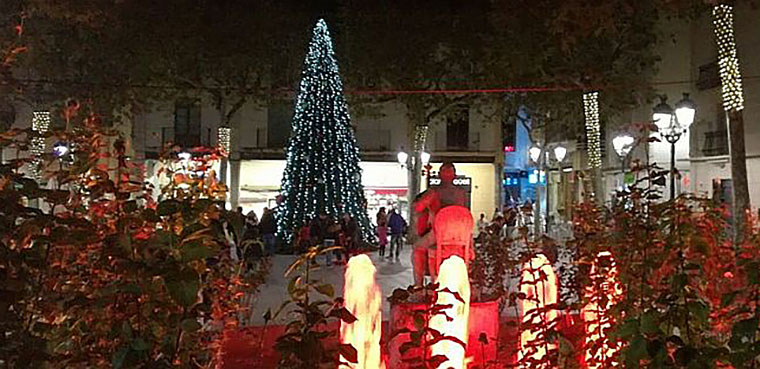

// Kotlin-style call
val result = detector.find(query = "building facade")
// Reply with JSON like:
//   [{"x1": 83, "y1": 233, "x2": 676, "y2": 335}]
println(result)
[
  {"x1": 601, "y1": 3, "x2": 759, "y2": 212},
  {"x1": 133, "y1": 98, "x2": 504, "y2": 224}
]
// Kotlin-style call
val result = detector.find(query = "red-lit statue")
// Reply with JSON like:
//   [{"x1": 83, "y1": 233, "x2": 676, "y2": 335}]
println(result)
[{"x1": 412, "y1": 162, "x2": 469, "y2": 286}]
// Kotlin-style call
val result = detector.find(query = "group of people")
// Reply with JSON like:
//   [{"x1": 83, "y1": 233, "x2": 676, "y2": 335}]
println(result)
[
  {"x1": 476, "y1": 201, "x2": 534, "y2": 241},
  {"x1": 375, "y1": 207, "x2": 407, "y2": 261},
  {"x1": 236, "y1": 206, "x2": 277, "y2": 256},
  {"x1": 295, "y1": 212, "x2": 361, "y2": 265}
]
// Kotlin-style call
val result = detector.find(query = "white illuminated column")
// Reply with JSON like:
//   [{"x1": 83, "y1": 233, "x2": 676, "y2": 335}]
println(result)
[
  {"x1": 583, "y1": 92, "x2": 601, "y2": 170},
  {"x1": 713, "y1": 4, "x2": 744, "y2": 112}
]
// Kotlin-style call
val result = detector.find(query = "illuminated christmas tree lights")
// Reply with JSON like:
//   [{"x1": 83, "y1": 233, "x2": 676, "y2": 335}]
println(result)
[{"x1": 277, "y1": 19, "x2": 373, "y2": 243}]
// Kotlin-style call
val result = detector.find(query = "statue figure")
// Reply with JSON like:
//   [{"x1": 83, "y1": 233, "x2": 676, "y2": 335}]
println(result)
[{"x1": 412, "y1": 162, "x2": 468, "y2": 286}]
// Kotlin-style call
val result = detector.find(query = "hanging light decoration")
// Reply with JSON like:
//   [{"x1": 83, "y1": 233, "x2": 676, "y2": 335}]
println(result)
[
  {"x1": 713, "y1": 4, "x2": 744, "y2": 112},
  {"x1": 217, "y1": 126, "x2": 231, "y2": 154},
  {"x1": 30, "y1": 111, "x2": 51, "y2": 180},
  {"x1": 583, "y1": 92, "x2": 602, "y2": 169},
  {"x1": 413, "y1": 125, "x2": 428, "y2": 152}
]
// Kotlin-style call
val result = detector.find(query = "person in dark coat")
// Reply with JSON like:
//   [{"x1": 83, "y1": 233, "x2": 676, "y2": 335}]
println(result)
[
  {"x1": 259, "y1": 208, "x2": 277, "y2": 255},
  {"x1": 387, "y1": 208, "x2": 407, "y2": 261}
]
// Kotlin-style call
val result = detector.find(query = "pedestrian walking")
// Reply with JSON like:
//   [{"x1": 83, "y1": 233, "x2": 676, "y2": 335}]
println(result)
[
  {"x1": 387, "y1": 208, "x2": 407, "y2": 261},
  {"x1": 476, "y1": 212, "x2": 488, "y2": 243},
  {"x1": 259, "y1": 208, "x2": 277, "y2": 255},
  {"x1": 376, "y1": 207, "x2": 388, "y2": 257}
]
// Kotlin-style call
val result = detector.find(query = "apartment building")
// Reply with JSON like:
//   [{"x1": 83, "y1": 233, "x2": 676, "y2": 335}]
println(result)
[{"x1": 132, "y1": 97, "x2": 504, "y2": 222}]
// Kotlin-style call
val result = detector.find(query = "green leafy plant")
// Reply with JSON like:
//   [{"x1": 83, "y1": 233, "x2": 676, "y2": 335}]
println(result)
[
  {"x1": 271, "y1": 245, "x2": 358, "y2": 369},
  {"x1": 388, "y1": 283, "x2": 468, "y2": 369}
]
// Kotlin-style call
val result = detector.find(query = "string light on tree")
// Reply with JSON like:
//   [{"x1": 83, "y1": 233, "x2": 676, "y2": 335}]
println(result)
[
  {"x1": 277, "y1": 19, "x2": 374, "y2": 243},
  {"x1": 583, "y1": 92, "x2": 602, "y2": 169},
  {"x1": 30, "y1": 111, "x2": 51, "y2": 180},
  {"x1": 217, "y1": 126, "x2": 231, "y2": 154},
  {"x1": 713, "y1": 4, "x2": 744, "y2": 112}
]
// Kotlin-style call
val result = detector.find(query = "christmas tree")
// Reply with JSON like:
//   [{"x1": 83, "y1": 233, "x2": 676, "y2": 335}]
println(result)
[{"x1": 277, "y1": 19, "x2": 374, "y2": 243}]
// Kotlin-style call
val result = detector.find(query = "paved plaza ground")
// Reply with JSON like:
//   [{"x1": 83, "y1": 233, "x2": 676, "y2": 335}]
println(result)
[{"x1": 243, "y1": 245, "x2": 414, "y2": 326}]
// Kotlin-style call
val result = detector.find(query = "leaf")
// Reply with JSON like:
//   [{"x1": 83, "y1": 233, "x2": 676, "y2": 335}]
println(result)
[
  {"x1": 339, "y1": 343, "x2": 358, "y2": 364},
  {"x1": 625, "y1": 334, "x2": 647, "y2": 367},
  {"x1": 730, "y1": 317, "x2": 759, "y2": 350},
  {"x1": 641, "y1": 310, "x2": 661, "y2": 335},
  {"x1": 112, "y1": 347, "x2": 129, "y2": 369},
  {"x1": 131, "y1": 338, "x2": 149, "y2": 351},
  {"x1": 687, "y1": 301, "x2": 709, "y2": 323},
  {"x1": 330, "y1": 307, "x2": 357, "y2": 324},
  {"x1": 123, "y1": 200, "x2": 138, "y2": 213},
  {"x1": 157, "y1": 199, "x2": 180, "y2": 216},
  {"x1": 163, "y1": 268, "x2": 200, "y2": 307},
  {"x1": 428, "y1": 354, "x2": 449, "y2": 368},
  {"x1": 181, "y1": 318, "x2": 202, "y2": 332},
  {"x1": 478, "y1": 332, "x2": 489, "y2": 345},
  {"x1": 721, "y1": 291, "x2": 739, "y2": 308},
  {"x1": 314, "y1": 283, "x2": 334, "y2": 298},
  {"x1": 179, "y1": 240, "x2": 215, "y2": 262}
]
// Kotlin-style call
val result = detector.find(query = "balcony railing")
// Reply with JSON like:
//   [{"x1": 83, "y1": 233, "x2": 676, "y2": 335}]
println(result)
[{"x1": 702, "y1": 130, "x2": 728, "y2": 157}]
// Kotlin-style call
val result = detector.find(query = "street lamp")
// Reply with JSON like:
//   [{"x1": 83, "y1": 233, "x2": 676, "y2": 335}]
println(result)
[
  {"x1": 53, "y1": 141, "x2": 70, "y2": 159},
  {"x1": 612, "y1": 133, "x2": 635, "y2": 190},
  {"x1": 652, "y1": 94, "x2": 696, "y2": 200},
  {"x1": 529, "y1": 145, "x2": 542, "y2": 164},
  {"x1": 397, "y1": 151, "x2": 409, "y2": 167},
  {"x1": 675, "y1": 93, "x2": 697, "y2": 129},
  {"x1": 553, "y1": 146, "x2": 567, "y2": 164},
  {"x1": 420, "y1": 151, "x2": 431, "y2": 166}
]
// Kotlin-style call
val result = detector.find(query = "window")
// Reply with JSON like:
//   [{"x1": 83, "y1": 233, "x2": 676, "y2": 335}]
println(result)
[
  {"x1": 174, "y1": 100, "x2": 201, "y2": 148},
  {"x1": 702, "y1": 104, "x2": 729, "y2": 156},
  {"x1": 446, "y1": 105, "x2": 469, "y2": 150},
  {"x1": 267, "y1": 101, "x2": 293, "y2": 149},
  {"x1": 697, "y1": 62, "x2": 720, "y2": 91},
  {"x1": 502, "y1": 114, "x2": 516, "y2": 152}
]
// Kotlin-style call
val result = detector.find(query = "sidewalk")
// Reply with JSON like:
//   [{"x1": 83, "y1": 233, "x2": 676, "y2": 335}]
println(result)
[{"x1": 242, "y1": 245, "x2": 414, "y2": 325}]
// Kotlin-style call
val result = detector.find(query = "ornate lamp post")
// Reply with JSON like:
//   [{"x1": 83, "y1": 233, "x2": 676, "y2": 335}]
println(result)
[
  {"x1": 529, "y1": 145, "x2": 543, "y2": 236},
  {"x1": 652, "y1": 94, "x2": 696, "y2": 200},
  {"x1": 420, "y1": 151, "x2": 432, "y2": 190},
  {"x1": 612, "y1": 133, "x2": 635, "y2": 190}
]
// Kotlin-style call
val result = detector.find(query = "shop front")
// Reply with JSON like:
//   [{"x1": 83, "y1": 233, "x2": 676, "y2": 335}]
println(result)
[{"x1": 237, "y1": 160, "x2": 410, "y2": 224}]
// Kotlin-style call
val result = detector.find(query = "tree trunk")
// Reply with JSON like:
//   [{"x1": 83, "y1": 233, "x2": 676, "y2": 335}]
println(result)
[
  {"x1": 727, "y1": 110, "x2": 749, "y2": 243},
  {"x1": 406, "y1": 100, "x2": 427, "y2": 243}
]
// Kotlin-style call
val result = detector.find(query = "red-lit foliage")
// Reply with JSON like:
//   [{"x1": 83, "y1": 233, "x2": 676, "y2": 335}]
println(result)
[
  {"x1": 573, "y1": 157, "x2": 760, "y2": 368},
  {"x1": 0, "y1": 109, "x2": 267, "y2": 368}
]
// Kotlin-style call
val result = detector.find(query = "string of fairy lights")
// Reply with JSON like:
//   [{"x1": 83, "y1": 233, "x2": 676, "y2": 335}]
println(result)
[
  {"x1": 413, "y1": 125, "x2": 428, "y2": 152},
  {"x1": 30, "y1": 111, "x2": 51, "y2": 180},
  {"x1": 583, "y1": 92, "x2": 602, "y2": 169},
  {"x1": 713, "y1": 4, "x2": 744, "y2": 112},
  {"x1": 276, "y1": 19, "x2": 374, "y2": 242},
  {"x1": 217, "y1": 126, "x2": 231, "y2": 154}
]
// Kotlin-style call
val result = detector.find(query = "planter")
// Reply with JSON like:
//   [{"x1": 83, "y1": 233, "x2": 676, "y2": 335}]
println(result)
[{"x1": 388, "y1": 299, "x2": 500, "y2": 368}]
